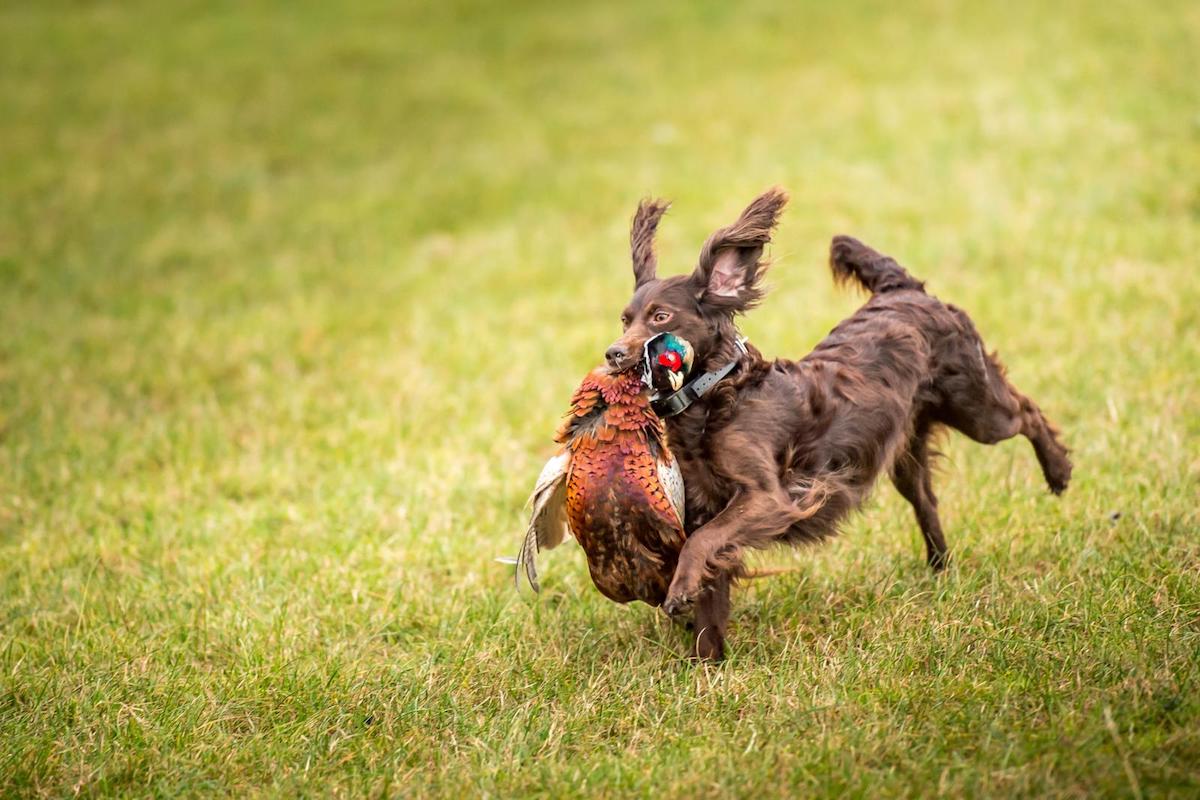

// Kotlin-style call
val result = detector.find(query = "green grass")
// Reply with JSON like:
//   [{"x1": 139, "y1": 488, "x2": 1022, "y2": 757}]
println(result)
[{"x1": 2, "y1": 0, "x2": 1198, "y2": 796}]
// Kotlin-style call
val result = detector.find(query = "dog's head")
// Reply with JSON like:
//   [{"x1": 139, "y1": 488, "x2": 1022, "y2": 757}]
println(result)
[{"x1": 605, "y1": 188, "x2": 788, "y2": 373}]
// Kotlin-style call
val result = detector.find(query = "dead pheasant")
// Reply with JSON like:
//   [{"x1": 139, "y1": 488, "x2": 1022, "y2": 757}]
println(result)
[{"x1": 518, "y1": 337, "x2": 693, "y2": 606}]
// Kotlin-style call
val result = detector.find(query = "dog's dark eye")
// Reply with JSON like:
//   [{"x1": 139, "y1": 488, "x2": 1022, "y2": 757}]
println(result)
[
  {"x1": 652, "y1": 310, "x2": 673, "y2": 325},
  {"x1": 620, "y1": 315, "x2": 631, "y2": 329}
]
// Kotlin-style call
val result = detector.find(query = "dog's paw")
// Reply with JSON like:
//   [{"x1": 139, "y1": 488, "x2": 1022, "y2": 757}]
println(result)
[
  {"x1": 663, "y1": 607, "x2": 695, "y2": 629},
  {"x1": 662, "y1": 590, "x2": 696, "y2": 619},
  {"x1": 928, "y1": 550, "x2": 951, "y2": 573},
  {"x1": 692, "y1": 632, "x2": 725, "y2": 663}
]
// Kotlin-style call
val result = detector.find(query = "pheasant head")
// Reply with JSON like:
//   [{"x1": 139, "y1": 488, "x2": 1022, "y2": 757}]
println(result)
[{"x1": 641, "y1": 332, "x2": 695, "y2": 394}]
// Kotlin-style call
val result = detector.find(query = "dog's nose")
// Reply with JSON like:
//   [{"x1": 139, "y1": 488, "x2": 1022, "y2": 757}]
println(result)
[{"x1": 605, "y1": 344, "x2": 628, "y2": 368}]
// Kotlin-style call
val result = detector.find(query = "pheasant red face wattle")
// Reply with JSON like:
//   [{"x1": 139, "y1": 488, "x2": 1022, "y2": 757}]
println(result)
[{"x1": 658, "y1": 350, "x2": 683, "y2": 371}]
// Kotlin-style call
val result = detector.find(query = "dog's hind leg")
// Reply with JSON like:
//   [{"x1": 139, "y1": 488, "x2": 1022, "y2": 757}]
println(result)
[
  {"x1": 891, "y1": 425, "x2": 950, "y2": 571},
  {"x1": 1014, "y1": 390, "x2": 1072, "y2": 495},
  {"x1": 937, "y1": 336, "x2": 1072, "y2": 495}
]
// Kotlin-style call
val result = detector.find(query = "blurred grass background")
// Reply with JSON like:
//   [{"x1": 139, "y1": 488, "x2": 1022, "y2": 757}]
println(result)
[{"x1": 1, "y1": 0, "x2": 1198, "y2": 796}]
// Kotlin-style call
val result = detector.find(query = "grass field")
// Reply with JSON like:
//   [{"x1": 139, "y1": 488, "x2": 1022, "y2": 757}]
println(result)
[{"x1": 2, "y1": 0, "x2": 1199, "y2": 796}]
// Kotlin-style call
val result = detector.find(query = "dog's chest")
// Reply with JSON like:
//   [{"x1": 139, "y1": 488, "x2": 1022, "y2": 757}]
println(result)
[{"x1": 669, "y1": 435, "x2": 735, "y2": 533}]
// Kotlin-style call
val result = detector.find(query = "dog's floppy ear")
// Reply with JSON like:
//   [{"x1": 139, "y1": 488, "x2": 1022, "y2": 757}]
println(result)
[
  {"x1": 631, "y1": 198, "x2": 670, "y2": 288},
  {"x1": 691, "y1": 187, "x2": 788, "y2": 311}
]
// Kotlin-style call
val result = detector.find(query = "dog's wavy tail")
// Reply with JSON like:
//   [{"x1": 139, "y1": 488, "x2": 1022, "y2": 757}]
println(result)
[{"x1": 829, "y1": 235, "x2": 925, "y2": 294}]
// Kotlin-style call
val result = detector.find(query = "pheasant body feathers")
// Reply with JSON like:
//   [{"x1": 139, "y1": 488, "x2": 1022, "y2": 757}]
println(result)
[{"x1": 519, "y1": 368, "x2": 686, "y2": 606}]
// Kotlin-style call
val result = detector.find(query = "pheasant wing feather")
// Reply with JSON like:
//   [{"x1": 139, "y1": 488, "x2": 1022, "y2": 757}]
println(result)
[
  {"x1": 657, "y1": 452, "x2": 686, "y2": 531},
  {"x1": 517, "y1": 451, "x2": 571, "y2": 592}
]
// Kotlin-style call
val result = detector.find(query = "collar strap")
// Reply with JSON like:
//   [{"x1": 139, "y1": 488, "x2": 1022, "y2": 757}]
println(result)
[{"x1": 652, "y1": 337, "x2": 748, "y2": 418}]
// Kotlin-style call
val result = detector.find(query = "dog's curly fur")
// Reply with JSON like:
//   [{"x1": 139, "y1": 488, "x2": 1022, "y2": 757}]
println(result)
[{"x1": 605, "y1": 189, "x2": 1073, "y2": 661}]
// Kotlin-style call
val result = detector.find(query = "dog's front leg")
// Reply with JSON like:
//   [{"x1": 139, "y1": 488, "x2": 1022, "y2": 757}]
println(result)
[
  {"x1": 692, "y1": 572, "x2": 731, "y2": 661},
  {"x1": 663, "y1": 489, "x2": 802, "y2": 620}
]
